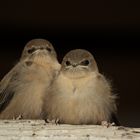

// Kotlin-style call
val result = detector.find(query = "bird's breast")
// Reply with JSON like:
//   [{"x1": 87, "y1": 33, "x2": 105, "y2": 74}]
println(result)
[
  {"x1": 48, "y1": 72, "x2": 114, "y2": 124},
  {"x1": 58, "y1": 73, "x2": 95, "y2": 97}
]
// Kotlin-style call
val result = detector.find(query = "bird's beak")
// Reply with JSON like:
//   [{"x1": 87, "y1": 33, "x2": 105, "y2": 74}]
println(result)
[
  {"x1": 72, "y1": 63, "x2": 78, "y2": 67},
  {"x1": 33, "y1": 48, "x2": 46, "y2": 54}
]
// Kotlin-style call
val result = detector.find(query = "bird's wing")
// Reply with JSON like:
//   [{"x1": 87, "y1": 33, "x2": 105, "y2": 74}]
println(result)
[{"x1": 0, "y1": 63, "x2": 21, "y2": 112}]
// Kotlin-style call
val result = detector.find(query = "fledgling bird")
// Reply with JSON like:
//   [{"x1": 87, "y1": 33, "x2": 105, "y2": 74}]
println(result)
[
  {"x1": 0, "y1": 39, "x2": 61, "y2": 119},
  {"x1": 43, "y1": 49, "x2": 120, "y2": 125}
]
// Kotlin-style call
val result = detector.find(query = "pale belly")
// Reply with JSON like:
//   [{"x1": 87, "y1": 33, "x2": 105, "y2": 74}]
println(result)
[{"x1": 47, "y1": 73, "x2": 112, "y2": 124}]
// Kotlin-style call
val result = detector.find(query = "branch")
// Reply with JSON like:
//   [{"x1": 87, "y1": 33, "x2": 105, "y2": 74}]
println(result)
[{"x1": 0, "y1": 120, "x2": 140, "y2": 140}]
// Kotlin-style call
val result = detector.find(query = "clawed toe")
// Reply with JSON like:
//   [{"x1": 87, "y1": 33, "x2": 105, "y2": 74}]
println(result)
[{"x1": 45, "y1": 118, "x2": 60, "y2": 125}]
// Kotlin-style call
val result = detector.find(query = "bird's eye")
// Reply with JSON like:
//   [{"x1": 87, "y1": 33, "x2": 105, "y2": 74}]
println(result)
[
  {"x1": 28, "y1": 48, "x2": 36, "y2": 54},
  {"x1": 46, "y1": 47, "x2": 52, "y2": 52},
  {"x1": 66, "y1": 61, "x2": 71, "y2": 66},
  {"x1": 80, "y1": 60, "x2": 90, "y2": 66}
]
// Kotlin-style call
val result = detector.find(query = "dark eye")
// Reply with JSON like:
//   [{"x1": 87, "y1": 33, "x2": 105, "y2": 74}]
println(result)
[
  {"x1": 28, "y1": 48, "x2": 36, "y2": 54},
  {"x1": 81, "y1": 60, "x2": 90, "y2": 66},
  {"x1": 46, "y1": 47, "x2": 52, "y2": 52},
  {"x1": 66, "y1": 60, "x2": 71, "y2": 66}
]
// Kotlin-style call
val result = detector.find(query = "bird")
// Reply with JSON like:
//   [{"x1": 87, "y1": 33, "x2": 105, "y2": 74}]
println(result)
[
  {"x1": 0, "y1": 39, "x2": 61, "y2": 119},
  {"x1": 42, "y1": 49, "x2": 120, "y2": 125}
]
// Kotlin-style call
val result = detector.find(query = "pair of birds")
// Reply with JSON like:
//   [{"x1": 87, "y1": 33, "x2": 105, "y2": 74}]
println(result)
[{"x1": 0, "y1": 39, "x2": 120, "y2": 125}]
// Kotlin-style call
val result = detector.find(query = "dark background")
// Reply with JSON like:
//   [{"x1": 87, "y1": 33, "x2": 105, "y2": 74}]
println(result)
[{"x1": 0, "y1": 0, "x2": 140, "y2": 127}]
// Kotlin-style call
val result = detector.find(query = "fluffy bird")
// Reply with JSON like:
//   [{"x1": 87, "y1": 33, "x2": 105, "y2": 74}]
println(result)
[
  {"x1": 43, "y1": 49, "x2": 119, "y2": 125},
  {"x1": 0, "y1": 39, "x2": 60, "y2": 119}
]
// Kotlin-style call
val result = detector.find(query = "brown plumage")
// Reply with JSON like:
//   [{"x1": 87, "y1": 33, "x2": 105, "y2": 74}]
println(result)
[
  {"x1": 43, "y1": 49, "x2": 119, "y2": 125},
  {"x1": 0, "y1": 39, "x2": 60, "y2": 119}
]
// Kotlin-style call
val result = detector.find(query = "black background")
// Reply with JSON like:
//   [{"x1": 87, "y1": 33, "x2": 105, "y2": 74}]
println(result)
[{"x1": 0, "y1": 0, "x2": 140, "y2": 127}]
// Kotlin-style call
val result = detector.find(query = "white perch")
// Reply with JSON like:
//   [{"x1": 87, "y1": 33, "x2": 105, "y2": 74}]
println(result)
[{"x1": 0, "y1": 120, "x2": 140, "y2": 140}]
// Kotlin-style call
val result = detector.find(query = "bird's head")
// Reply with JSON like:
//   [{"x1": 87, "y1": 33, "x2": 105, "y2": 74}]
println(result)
[
  {"x1": 20, "y1": 39, "x2": 57, "y2": 63},
  {"x1": 61, "y1": 49, "x2": 98, "y2": 78}
]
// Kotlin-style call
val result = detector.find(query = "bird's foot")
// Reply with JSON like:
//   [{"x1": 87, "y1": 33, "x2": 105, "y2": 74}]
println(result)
[
  {"x1": 45, "y1": 118, "x2": 60, "y2": 125},
  {"x1": 13, "y1": 115, "x2": 23, "y2": 120},
  {"x1": 101, "y1": 121, "x2": 115, "y2": 127}
]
